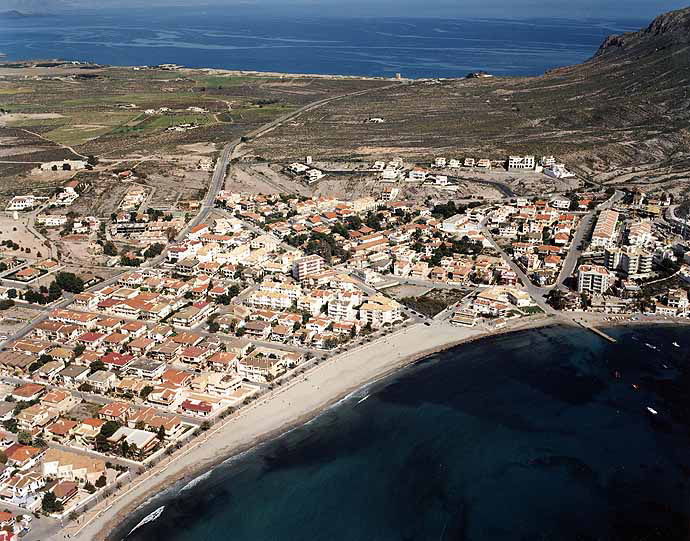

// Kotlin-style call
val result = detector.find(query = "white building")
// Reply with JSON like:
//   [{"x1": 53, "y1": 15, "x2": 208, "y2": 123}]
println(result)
[
  {"x1": 7, "y1": 195, "x2": 44, "y2": 211},
  {"x1": 407, "y1": 167, "x2": 427, "y2": 182},
  {"x1": 508, "y1": 155, "x2": 536, "y2": 171},
  {"x1": 381, "y1": 168, "x2": 399, "y2": 182},
  {"x1": 359, "y1": 295, "x2": 402, "y2": 328},
  {"x1": 36, "y1": 214, "x2": 68, "y2": 227},
  {"x1": 306, "y1": 169, "x2": 324, "y2": 183},
  {"x1": 577, "y1": 264, "x2": 612, "y2": 294},
  {"x1": 544, "y1": 164, "x2": 575, "y2": 179},
  {"x1": 292, "y1": 254, "x2": 326, "y2": 280}
]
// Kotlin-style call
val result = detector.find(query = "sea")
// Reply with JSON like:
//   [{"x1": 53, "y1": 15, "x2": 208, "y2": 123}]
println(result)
[
  {"x1": 0, "y1": 9, "x2": 647, "y2": 78},
  {"x1": 114, "y1": 324, "x2": 690, "y2": 541}
]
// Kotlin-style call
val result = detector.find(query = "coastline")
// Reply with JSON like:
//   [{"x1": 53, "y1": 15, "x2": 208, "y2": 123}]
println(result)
[
  {"x1": 73, "y1": 311, "x2": 688, "y2": 540},
  {"x1": 69, "y1": 315, "x2": 556, "y2": 541}
]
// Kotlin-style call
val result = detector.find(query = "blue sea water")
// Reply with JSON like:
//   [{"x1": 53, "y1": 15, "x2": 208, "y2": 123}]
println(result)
[
  {"x1": 115, "y1": 325, "x2": 690, "y2": 541},
  {"x1": 0, "y1": 10, "x2": 647, "y2": 78}
]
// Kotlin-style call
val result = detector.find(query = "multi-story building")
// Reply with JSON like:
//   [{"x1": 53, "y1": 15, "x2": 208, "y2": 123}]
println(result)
[
  {"x1": 605, "y1": 246, "x2": 653, "y2": 277},
  {"x1": 507, "y1": 155, "x2": 535, "y2": 170},
  {"x1": 577, "y1": 264, "x2": 612, "y2": 294},
  {"x1": 358, "y1": 295, "x2": 402, "y2": 328},
  {"x1": 590, "y1": 209, "x2": 619, "y2": 248},
  {"x1": 292, "y1": 254, "x2": 325, "y2": 280}
]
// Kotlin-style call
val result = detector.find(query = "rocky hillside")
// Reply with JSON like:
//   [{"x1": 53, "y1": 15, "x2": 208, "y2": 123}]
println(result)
[{"x1": 247, "y1": 7, "x2": 690, "y2": 195}]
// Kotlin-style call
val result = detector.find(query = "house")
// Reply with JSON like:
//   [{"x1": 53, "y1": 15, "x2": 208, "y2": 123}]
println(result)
[
  {"x1": 407, "y1": 167, "x2": 427, "y2": 182},
  {"x1": 58, "y1": 365, "x2": 90, "y2": 387},
  {"x1": 0, "y1": 471, "x2": 44, "y2": 506},
  {"x1": 180, "y1": 399, "x2": 214, "y2": 417},
  {"x1": 237, "y1": 353, "x2": 286, "y2": 383},
  {"x1": 12, "y1": 383, "x2": 45, "y2": 402},
  {"x1": 98, "y1": 402, "x2": 131, "y2": 423},
  {"x1": 42, "y1": 389, "x2": 76, "y2": 413},
  {"x1": 52, "y1": 480, "x2": 79, "y2": 506},
  {"x1": 4, "y1": 444, "x2": 43, "y2": 470},
  {"x1": 127, "y1": 407, "x2": 184, "y2": 439},
  {"x1": 44, "y1": 418, "x2": 78, "y2": 441},
  {"x1": 107, "y1": 427, "x2": 158, "y2": 457},
  {"x1": 73, "y1": 418, "x2": 105, "y2": 446},
  {"x1": 126, "y1": 359, "x2": 166, "y2": 380},
  {"x1": 16, "y1": 404, "x2": 59, "y2": 431},
  {"x1": 243, "y1": 320, "x2": 272, "y2": 339},
  {"x1": 101, "y1": 352, "x2": 136, "y2": 371},
  {"x1": 86, "y1": 370, "x2": 117, "y2": 392},
  {"x1": 43, "y1": 448, "x2": 106, "y2": 485},
  {"x1": 208, "y1": 351, "x2": 238, "y2": 371}
]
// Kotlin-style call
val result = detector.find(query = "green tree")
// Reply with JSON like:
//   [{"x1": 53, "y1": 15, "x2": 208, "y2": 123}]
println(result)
[
  {"x1": 95, "y1": 475, "x2": 107, "y2": 488},
  {"x1": 157, "y1": 425, "x2": 166, "y2": 441},
  {"x1": 89, "y1": 360, "x2": 106, "y2": 373},
  {"x1": 55, "y1": 272, "x2": 85, "y2": 294},
  {"x1": 99, "y1": 421, "x2": 120, "y2": 439},
  {"x1": 103, "y1": 241, "x2": 118, "y2": 257},
  {"x1": 139, "y1": 386, "x2": 153, "y2": 400},
  {"x1": 42, "y1": 492, "x2": 64, "y2": 513},
  {"x1": 17, "y1": 430, "x2": 32, "y2": 445}
]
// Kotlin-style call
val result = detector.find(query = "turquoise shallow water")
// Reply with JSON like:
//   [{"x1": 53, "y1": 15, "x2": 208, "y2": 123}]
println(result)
[{"x1": 115, "y1": 324, "x2": 690, "y2": 541}]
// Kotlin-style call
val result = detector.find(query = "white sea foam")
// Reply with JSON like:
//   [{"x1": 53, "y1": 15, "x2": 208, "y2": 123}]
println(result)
[
  {"x1": 179, "y1": 469, "x2": 213, "y2": 492},
  {"x1": 128, "y1": 505, "x2": 165, "y2": 536}
]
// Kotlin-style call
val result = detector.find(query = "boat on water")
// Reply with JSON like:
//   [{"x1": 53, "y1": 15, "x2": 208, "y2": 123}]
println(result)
[
  {"x1": 647, "y1": 407, "x2": 658, "y2": 415},
  {"x1": 673, "y1": 342, "x2": 680, "y2": 348},
  {"x1": 645, "y1": 343, "x2": 657, "y2": 350}
]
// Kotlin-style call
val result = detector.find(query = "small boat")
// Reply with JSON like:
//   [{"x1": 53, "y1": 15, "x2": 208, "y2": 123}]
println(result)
[
  {"x1": 357, "y1": 394, "x2": 369, "y2": 405},
  {"x1": 647, "y1": 407, "x2": 658, "y2": 415},
  {"x1": 632, "y1": 384, "x2": 639, "y2": 390},
  {"x1": 673, "y1": 342, "x2": 680, "y2": 348},
  {"x1": 645, "y1": 343, "x2": 657, "y2": 350}
]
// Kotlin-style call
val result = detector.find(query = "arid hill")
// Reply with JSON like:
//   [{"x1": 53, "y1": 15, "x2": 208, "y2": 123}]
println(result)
[{"x1": 247, "y1": 7, "x2": 690, "y2": 193}]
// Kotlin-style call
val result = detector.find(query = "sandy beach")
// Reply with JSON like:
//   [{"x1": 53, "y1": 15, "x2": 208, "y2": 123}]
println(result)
[{"x1": 65, "y1": 316, "x2": 553, "y2": 541}]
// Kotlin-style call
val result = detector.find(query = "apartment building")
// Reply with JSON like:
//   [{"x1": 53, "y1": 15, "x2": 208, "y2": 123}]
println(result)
[
  {"x1": 358, "y1": 295, "x2": 402, "y2": 328},
  {"x1": 590, "y1": 210, "x2": 619, "y2": 248},
  {"x1": 507, "y1": 155, "x2": 535, "y2": 170},
  {"x1": 292, "y1": 254, "x2": 326, "y2": 280},
  {"x1": 577, "y1": 264, "x2": 612, "y2": 294}
]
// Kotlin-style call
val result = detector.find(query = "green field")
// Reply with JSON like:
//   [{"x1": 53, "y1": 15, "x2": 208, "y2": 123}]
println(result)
[
  {"x1": 108, "y1": 112, "x2": 217, "y2": 137},
  {"x1": 41, "y1": 111, "x2": 140, "y2": 146}
]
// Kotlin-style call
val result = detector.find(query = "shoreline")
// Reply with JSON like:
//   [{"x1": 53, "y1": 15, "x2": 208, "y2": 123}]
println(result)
[
  {"x1": 69, "y1": 316, "x2": 555, "y2": 541},
  {"x1": 72, "y1": 312, "x2": 687, "y2": 540}
]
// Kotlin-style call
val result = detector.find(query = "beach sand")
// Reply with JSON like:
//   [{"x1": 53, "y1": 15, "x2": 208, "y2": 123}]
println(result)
[{"x1": 67, "y1": 316, "x2": 553, "y2": 541}]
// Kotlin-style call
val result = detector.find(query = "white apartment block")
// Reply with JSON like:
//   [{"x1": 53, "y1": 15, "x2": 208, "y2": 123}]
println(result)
[
  {"x1": 507, "y1": 155, "x2": 535, "y2": 170},
  {"x1": 358, "y1": 295, "x2": 402, "y2": 328},
  {"x1": 292, "y1": 254, "x2": 326, "y2": 280},
  {"x1": 577, "y1": 264, "x2": 612, "y2": 294}
]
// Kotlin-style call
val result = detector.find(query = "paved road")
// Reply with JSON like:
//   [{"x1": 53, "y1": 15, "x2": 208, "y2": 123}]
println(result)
[{"x1": 554, "y1": 190, "x2": 624, "y2": 291}]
